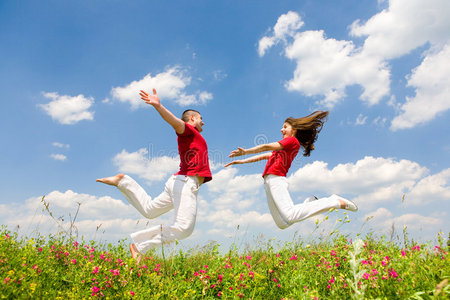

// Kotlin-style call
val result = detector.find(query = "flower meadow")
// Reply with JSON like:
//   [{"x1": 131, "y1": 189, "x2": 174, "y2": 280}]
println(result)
[{"x1": 1, "y1": 226, "x2": 448, "y2": 300}]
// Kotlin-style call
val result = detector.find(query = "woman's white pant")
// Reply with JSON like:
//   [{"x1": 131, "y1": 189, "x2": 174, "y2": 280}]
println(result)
[
  {"x1": 117, "y1": 174, "x2": 200, "y2": 253},
  {"x1": 264, "y1": 174, "x2": 341, "y2": 229}
]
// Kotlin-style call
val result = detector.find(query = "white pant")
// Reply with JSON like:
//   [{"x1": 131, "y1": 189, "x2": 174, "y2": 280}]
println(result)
[
  {"x1": 264, "y1": 174, "x2": 341, "y2": 229},
  {"x1": 117, "y1": 174, "x2": 200, "y2": 253}
]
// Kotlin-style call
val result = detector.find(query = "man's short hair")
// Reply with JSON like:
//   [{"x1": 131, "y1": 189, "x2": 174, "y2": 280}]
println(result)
[{"x1": 181, "y1": 109, "x2": 200, "y2": 122}]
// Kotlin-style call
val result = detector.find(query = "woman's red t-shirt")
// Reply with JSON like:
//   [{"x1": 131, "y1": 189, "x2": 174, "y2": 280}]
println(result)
[
  {"x1": 262, "y1": 136, "x2": 300, "y2": 177},
  {"x1": 175, "y1": 123, "x2": 212, "y2": 183}
]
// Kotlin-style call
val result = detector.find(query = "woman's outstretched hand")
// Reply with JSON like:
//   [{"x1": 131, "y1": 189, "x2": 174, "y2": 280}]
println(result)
[
  {"x1": 229, "y1": 147, "x2": 246, "y2": 158},
  {"x1": 224, "y1": 160, "x2": 243, "y2": 168},
  {"x1": 140, "y1": 88, "x2": 160, "y2": 107}
]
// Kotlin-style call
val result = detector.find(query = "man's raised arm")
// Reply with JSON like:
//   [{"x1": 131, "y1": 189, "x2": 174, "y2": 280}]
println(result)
[{"x1": 139, "y1": 88, "x2": 185, "y2": 134}]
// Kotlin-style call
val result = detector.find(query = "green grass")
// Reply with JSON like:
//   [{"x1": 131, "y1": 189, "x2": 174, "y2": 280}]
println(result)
[{"x1": 1, "y1": 223, "x2": 449, "y2": 299}]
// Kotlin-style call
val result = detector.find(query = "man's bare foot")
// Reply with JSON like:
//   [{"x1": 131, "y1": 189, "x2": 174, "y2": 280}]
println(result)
[
  {"x1": 96, "y1": 173, "x2": 125, "y2": 186},
  {"x1": 129, "y1": 243, "x2": 142, "y2": 263}
]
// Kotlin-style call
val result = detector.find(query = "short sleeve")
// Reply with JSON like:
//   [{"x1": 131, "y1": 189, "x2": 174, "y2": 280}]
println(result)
[
  {"x1": 177, "y1": 122, "x2": 195, "y2": 136},
  {"x1": 278, "y1": 137, "x2": 298, "y2": 151}
]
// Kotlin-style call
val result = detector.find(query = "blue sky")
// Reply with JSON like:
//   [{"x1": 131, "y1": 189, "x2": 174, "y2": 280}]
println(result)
[{"x1": 1, "y1": 0, "x2": 449, "y2": 251}]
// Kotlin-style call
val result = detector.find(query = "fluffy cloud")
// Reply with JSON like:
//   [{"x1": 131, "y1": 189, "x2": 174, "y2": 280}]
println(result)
[
  {"x1": 364, "y1": 207, "x2": 443, "y2": 235},
  {"x1": 390, "y1": 43, "x2": 450, "y2": 130},
  {"x1": 39, "y1": 92, "x2": 94, "y2": 125},
  {"x1": 110, "y1": 66, "x2": 213, "y2": 108},
  {"x1": 288, "y1": 156, "x2": 427, "y2": 196},
  {"x1": 50, "y1": 153, "x2": 67, "y2": 161},
  {"x1": 113, "y1": 148, "x2": 180, "y2": 184},
  {"x1": 350, "y1": 0, "x2": 450, "y2": 59},
  {"x1": 260, "y1": 0, "x2": 450, "y2": 127},
  {"x1": 406, "y1": 168, "x2": 450, "y2": 205}
]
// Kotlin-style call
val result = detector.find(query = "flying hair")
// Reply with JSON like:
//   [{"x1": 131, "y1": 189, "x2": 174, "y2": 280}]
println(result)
[{"x1": 285, "y1": 111, "x2": 329, "y2": 157}]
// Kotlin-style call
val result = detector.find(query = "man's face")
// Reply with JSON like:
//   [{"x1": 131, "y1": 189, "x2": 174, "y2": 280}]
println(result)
[{"x1": 192, "y1": 113, "x2": 204, "y2": 132}]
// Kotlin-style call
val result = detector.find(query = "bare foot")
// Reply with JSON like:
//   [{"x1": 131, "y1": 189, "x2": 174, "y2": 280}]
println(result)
[
  {"x1": 129, "y1": 243, "x2": 142, "y2": 263},
  {"x1": 96, "y1": 173, "x2": 125, "y2": 186}
]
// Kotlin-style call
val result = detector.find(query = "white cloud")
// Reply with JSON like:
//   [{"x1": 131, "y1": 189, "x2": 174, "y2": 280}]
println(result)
[
  {"x1": 391, "y1": 43, "x2": 450, "y2": 130},
  {"x1": 258, "y1": 11, "x2": 304, "y2": 56},
  {"x1": 39, "y1": 92, "x2": 94, "y2": 125},
  {"x1": 50, "y1": 153, "x2": 67, "y2": 161},
  {"x1": 52, "y1": 142, "x2": 70, "y2": 149},
  {"x1": 113, "y1": 148, "x2": 180, "y2": 184},
  {"x1": 406, "y1": 168, "x2": 450, "y2": 205},
  {"x1": 364, "y1": 207, "x2": 443, "y2": 234},
  {"x1": 350, "y1": 0, "x2": 450, "y2": 59},
  {"x1": 260, "y1": 13, "x2": 390, "y2": 107},
  {"x1": 288, "y1": 156, "x2": 427, "y2": 195},
  {"x1": 260, "y1": 1, "x2": 450, "y2": 127},
  {"x1": 355, "y1": 114, "x2": 368, "y2": 125},
  {"x1": 110, "y1": 66, "x2": 213, "y2": 108}
]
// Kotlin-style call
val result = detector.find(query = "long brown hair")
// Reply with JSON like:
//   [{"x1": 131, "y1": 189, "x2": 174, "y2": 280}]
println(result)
[{"x1": 285, "y1": 111, "x2": 329, "y2": 157}]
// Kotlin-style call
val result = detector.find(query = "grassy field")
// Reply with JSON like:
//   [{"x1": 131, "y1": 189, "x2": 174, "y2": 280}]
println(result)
[{"x1": 1, "y1": 212, "x2": 449, "y2": 299}]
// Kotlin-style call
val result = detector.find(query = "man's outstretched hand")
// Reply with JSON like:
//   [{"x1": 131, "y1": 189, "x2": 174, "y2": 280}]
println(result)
[{"x1": 140, "y1": 88, "x2": 160, "y2": 107}]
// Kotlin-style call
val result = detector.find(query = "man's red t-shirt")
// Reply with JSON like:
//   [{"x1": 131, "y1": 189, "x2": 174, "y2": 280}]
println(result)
[
  {"x1": 262, "y1": 136, "x2": 300, "y2": 177},
  {"x1": 175, "y1": 123, "x2": 212, "y2": 183}
]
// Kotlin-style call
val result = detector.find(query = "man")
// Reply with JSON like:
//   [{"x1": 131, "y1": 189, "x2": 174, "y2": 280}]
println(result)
[{"x1": 97, "y1": 88, "x2": 212, "y2": 259}]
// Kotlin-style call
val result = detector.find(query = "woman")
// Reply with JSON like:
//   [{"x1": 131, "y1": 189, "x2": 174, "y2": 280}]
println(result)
[{"x1": 225, "y1": 111, "x2": 357, "y2": 229}]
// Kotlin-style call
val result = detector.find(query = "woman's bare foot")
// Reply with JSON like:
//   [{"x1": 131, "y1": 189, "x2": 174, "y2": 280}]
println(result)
[
  {"x1": 129, "y1": 243, "x2": 142, "y2": 263},
  {"x1": 338, "y1": 197, "x2": 358, "y2": 212},
  {"x1": 96, "y1": 173, "x2": 125, "y2": 186}
]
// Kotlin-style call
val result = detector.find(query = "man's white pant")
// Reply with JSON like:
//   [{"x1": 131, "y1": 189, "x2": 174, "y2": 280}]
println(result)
[
  {"x1": 264, "y1": 174, "x2": 341, "y2": 229},
  {"x1": 117, "y1": 174, "x2": 200, "y2": 253}
]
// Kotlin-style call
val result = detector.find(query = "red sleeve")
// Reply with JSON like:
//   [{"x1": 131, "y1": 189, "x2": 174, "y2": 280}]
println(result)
[
  {"x1": 177, "y1": 122, "x2": 195, "y2": 137},
  {"x1": 278, "y1": 137, "x2": 298, "y2": 151}
]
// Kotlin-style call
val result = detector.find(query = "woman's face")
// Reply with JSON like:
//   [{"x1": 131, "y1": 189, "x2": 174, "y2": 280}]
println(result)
[{"x1": 281, "y1": 122, "x2": 296, "y2": 138}]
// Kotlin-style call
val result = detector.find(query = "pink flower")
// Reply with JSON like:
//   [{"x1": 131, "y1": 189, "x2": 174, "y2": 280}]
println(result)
[
  {"x1": 4, "y1": 277, "x2": 11, "y2": 284},
  {"x1": 130, "y1": 291, "x2": 135, "y2": 296},
  {"x1": 330, "y1": 250, "x2": 337, "y2": 256},
  {"x1": 401, "y1": 250, "x2": 406, "y2": 257},
  {"x1": 37, "y1": 247, "x2": 43, "y2": 252},
  {"x1": 276, "y1": 253, "x2": 280, "y2": 257},
  {"x1": 389, "y1": 269, "x2": 398, "y2": 278},
  {"x1": 110, "y1": 269, "x2": 120, "y2": 276},
  {"x1": 372, "y1": 269, "x2": 379, "y2": 276},
  {"x1": 327, "y1": 284, "x2": 331, "y2": 289},
  {"x1": 217, "y1": 291, "x2": 222, "y2": 297},
  {"x1": 91, "y1": 286, "x2": 100, "y2": 295},
  {"x1": 412, "y1": 245, "x2": 421, "y2": 251},
  {"x1": 273, "y1": 278, "x2": 278, "y2": 282},
  {"x1": 225, "y1": 264, "x2": 232, "y2": 269},
  {"x1": 71, "y1": 259, "x2": 77, "y2": 265},
  {"x1": 218, "y1": 274, "x2": 223, "y2": 283},
  {"x1": 92, "y1": 266, "x2": 99, "y2": 274},
  {"x1": 73, "y1": 241, "x2": 79, "y2": 247},
  {"x1": 277, "y1": 284, "x2": 281, "y2": 288},
  {"x1": 290, "y1": 254, "x2": 298, "y2": 260},
  {"x1": 362, "y1": 273, "x2": 370, "y2": 280},
  {"x1": 210, "y1": 284, "x2": 216, "y2": 288},
  {"x1": 245, "y1": 255, "x2": 252, "y2": 260},
  {"x1": 193, "y1": 271, "x2": 199, "y2": 276}
]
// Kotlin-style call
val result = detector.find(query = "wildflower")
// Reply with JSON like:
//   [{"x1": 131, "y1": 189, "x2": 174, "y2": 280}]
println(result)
[
  {"x1": 327, "y1": 284, "x2": 331, "y2": 289},
  {"x1": 372, "y1": 269, "x2": 379, "y2": 276},
  {"x1": 330, "y1": 250, "x2": 337, "y2": 256},
  {"x1": 91, "y1": 286, "x2": 100, "y2": 296},
  {"x1": 37, "y1": 247, "x2": 43, "y2": 252},
  {"x1": 110, "y1": 269, "x2": 120, "y2": 276},
  {"x1": 289, "y1": 254, "x2": 298, "y2": 260},
  {"x1": 130, "y1": 290, "x2": 135, "y2": 296},
  {"x1": 210, "y1": 284, "x2": 216, "y2": 288},
  {"x1": 225, "y1": 264, "x2": 232, "y2": 269},
  {"x1": 229, "y1": 287, "x2": 233, "y2": 290},
  {"x1": 217, "y1": 291, "x2": 222, "y2": 297},
  {"x1": 328, "y1": 277, "x2": 335, "y2": 284},
  {"x1": 276, "y1": 253, "x2": 280, "y2": 257},
  {"x1": 71, "y1": 259, "x2": 77, "y2": 265},
  {"x1": 401, "y1": 250, "x2": 406, "y2": 257},
  {"x1": 362, "y1": 273, "x2": 370, "y2": 280},
  {"x1": 193, "y1": 271, "x2": 199, "y2": 276},
  {"x1": 245, "y1": 255, "x2": 252, "y2": 260},
  {"x1": 273, "y1": 278, "x2": 278, "y2": 282},
  {"x1": 218, "y1": 274, "x2": 223, "y2": 283},
  {"x1": 412, "y1": 245, "x2": 421, "y2": 251},
  {"x1": 92, "y1": 266, "x2": 99, "y2": 274},
  {"x1": 389, "y1": 269, "x2": 398, "y2": 278},
  {"x1": 277, "y1": 284, "x2": 281, "y2": 288},
  {"x1": 4, "y1": 277, "x2": 11, "y2": 284},
  {"x1": 73, "y1": 241, "x2": 79, "y2": 247}
]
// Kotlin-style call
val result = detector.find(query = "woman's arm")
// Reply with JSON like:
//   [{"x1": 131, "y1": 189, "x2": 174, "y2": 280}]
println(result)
[
  {"x1": 229, "y1": 142, "x2": 283, "y2": 158},
  {"x1": 224, "y1": 152, "x2": 271, "y2": 167}
]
